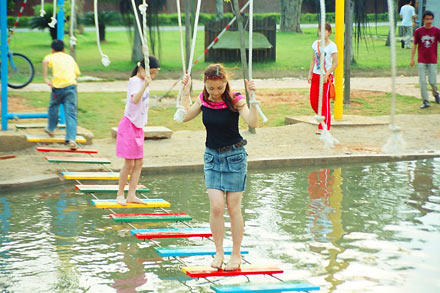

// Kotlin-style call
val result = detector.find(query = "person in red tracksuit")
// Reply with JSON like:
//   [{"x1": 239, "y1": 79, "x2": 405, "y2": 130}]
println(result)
[{"x1": 307, "y1": 22, "x2": 339, "y2": 134}]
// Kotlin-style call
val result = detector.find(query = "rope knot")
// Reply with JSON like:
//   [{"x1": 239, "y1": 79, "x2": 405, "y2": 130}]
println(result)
[
  {"x1": 40, "y1": 9, "x2": 46, "y2": 17},
  {"x1": 69, "y1": 36, "x2": 77, "y2": 47},
  {"x1": 139, "y1": 4, "x2": 148, "y2": 15},
  {"x1": 48, "y1": 17, "x2": 57, "y2": 28}
]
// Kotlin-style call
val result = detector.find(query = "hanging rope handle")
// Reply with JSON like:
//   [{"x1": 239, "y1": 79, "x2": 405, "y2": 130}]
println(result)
[
  {"x1": 176, "y1": 0, "x2": 186, "y2": 74},
  {"x1": 69, "y1": 0, "x2": 76, "y2": 47},
  {"x1": 40, "y1": 0, "x2": 46, "y2": 17},
  {"x1": 174, "y1": 0, "x2": 202, "y2": 123},
  {"x1": 131, "y1": 0, "x2": 150, "y2": 76},
  {"x1": 316, "y1": 0, "x2": 326, "y2": 129},
  {"x1": 94, "y1": 0, "x2": 110, "y2": 66},
  {"x1": 248, "y1": 0, "x2": 268, "y2": 123},
  {"x1": 48, "y1": 0, "x2": 57, "y2": 28}
]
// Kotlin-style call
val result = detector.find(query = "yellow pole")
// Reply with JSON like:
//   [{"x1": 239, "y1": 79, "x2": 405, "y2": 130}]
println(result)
[{"x1": 334, "y1": 0, "x2": 344, "y2": 120}]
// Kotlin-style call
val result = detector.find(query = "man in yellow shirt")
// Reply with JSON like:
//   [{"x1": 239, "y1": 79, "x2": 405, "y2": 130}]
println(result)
[{"x1": 43, "y1": 40, "x2": 80, "y2": 150}]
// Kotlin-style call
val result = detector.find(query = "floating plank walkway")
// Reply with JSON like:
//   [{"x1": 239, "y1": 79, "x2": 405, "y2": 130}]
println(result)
[
  {"x1": 26, "y1": 134, "x2": 86, "y2": 143},
  {"x1": 46, "y1": 156, "x2": 111, "y2": 164},
  {"x1": 92, "y1": 199, "x2": 170, "y2": 209},
  {"x1": 62, "y1": 172, "x2": 123, "y2": 180},
  {"x1": 16, "y1": 123, "x2": 65, "y2": 129},
  {"x1": 182, "y1": 265, "x2": 283, "y2": 278},
  {"x1": 37, "y1": 147, "x2": 98, "y2": 154},
  {"x1": 131, "y1": 228, "x2": 212, "y2": 239},
  {"x1": 154, "y1": 246, "x2": 249, "y2": 257},
  {"x1": 110, "y1": 212, "x2": 192, "y2": 223},
  {"x1": 210, "y1": 282, "x2": 320, "y2": 293},
  {"x1": 76, "y1": 184, "x2": 150, "y2": 193}
]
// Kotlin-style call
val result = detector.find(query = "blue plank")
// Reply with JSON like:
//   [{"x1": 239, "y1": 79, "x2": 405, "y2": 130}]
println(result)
[
  {"x1": 154, "y1": 246, "x2": 250, "y2": 257},
  {"x1": 210, "y1": 282, "x2": 320, "y2": 293},
  {"x1": 130, "y1": 227, "x2": 210, "y2": 236}
]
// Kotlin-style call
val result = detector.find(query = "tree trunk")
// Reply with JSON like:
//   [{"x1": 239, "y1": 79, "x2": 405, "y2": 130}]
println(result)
[
  {"x1": 185, "y1": 0, "x2": 192, "y2": 67},
  {"x1": 232, "y1": 0, "x2": 255, "y2": 134},
  {"x1": 132, "y1": 23, "x2": 142, "y2": 63},
  {"x1": 344, "y1": 0, "x2": 353, "y2": 105},
  {"x1": 385, "y1": 0, "x2": 399, "y2": 46},
  {"x1": 216, "y1": 0, "x2": 224, "y2": 20},
  {"x1": 280, "y1": 0, "x2": 303, "y2": 33},
  {"x1": 99, "y1": 23, "x2": 106, "y2": 41}
]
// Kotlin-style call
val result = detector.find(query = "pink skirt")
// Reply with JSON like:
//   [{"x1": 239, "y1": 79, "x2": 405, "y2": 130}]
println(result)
[{"x1": 116, "y1": 116, "x2": 144, "y2": 159}]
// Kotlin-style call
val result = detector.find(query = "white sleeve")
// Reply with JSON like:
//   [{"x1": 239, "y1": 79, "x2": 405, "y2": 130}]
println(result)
[{"x1": 330, "y1": 43, "x2": 338, "y2": 54}]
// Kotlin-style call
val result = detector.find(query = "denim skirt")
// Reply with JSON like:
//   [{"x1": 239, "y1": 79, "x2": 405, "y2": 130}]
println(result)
[{"x1": 203, "y1": 146, "x2": 248, "y2": 192}]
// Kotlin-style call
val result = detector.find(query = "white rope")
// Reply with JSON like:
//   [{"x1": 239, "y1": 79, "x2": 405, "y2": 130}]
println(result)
[
  {"x1": 69, "y1": 0, "x2": 76, "y2": 47},
  {"x1": 315, "y1": 0, "x2": 339, "y2": 148},
  {"x1": 139, "y1": 0, "x2": 150, "y2": 76},
  {"x1": 94, "y1": 0, "x2": 110, "y2": 66},
  {"x1": 382, "y1": 0, "x2": 405, "y2": 153},
  {"x1": 174, "y1": 0, "x2": 201, "y2": 123},
  {"x1": 40, "y1": 0, "x2": 46, "y2": 17},
  {"x1": 48, "y1": 0, "x2": 57, "y2": 28},
  {"x1": 130, "y1": 0, "x2": 146, "y2": 48},
  {"x1": 176, "y1": 0, "x2": 186, "y2": 74},
  {"x1": 248, "y1": 0, "x2": 268, "y2": 123}
]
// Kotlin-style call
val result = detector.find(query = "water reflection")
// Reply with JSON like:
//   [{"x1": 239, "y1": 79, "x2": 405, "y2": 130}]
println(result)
[
  {"x1": 111, "y1": 243, "x2": 147, "y2": 292},
  {"x1": 307, "y1": 168, "x2": 346, "y2": 291}
]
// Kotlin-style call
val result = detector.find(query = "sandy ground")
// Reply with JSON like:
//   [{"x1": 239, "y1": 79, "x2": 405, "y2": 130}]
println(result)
[{"x1": 1, "y1": 76, "x2": 440, "y2": 190}]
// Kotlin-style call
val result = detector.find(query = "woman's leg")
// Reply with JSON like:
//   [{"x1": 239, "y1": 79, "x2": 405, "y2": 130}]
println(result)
[
  {"x1": 126, "y1": 158, "x2": 144, "y2": 203},
  {"x1": 116, "y1": 159, "x2": 135, "y2": 205},
  {"x1": 207, "y1": 188, "x2": 226, "y2": 268},
  {"x1": 224, "y1": 191, "x2": 244, "y2": 270}
]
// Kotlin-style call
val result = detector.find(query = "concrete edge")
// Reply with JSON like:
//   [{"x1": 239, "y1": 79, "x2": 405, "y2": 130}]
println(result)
[{"x1": 1, "y1": 152, "x2": 439, "y2": 191}]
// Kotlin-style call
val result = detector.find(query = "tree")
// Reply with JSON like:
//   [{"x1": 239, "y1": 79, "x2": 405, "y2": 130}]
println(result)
[
  {"x1": 279, "y1": 0, "x2": 304, "y2": 33},
  {"x1": 216, "y1": 0, "x2": 224, "y2": 20}
]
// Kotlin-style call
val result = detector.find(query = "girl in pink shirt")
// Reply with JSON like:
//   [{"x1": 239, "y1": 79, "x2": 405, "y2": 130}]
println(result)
[{"x1": 116, "y1": 56, "x2": 160, "y2": 205}]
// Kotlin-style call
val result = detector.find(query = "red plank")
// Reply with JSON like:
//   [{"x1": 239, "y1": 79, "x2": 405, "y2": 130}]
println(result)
[
  {"x1": 182, "y1": 265, "x2": 283, "y2": 278},
  {"x1": 36, "y1": 147, "x2": 98, "y2": 154},
  {"x1": 134, "y1": 231, "x2": 212, "y2": 239},
  {"x1": 110, "y1": 212, "x2": 189, "y2": 219}
]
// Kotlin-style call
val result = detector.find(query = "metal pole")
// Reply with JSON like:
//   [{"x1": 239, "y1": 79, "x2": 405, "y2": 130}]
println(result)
[
  {"x1": 57, "y1": 0, "x2": 66, "y2": 124},
  {"x1": 334, "y1": 0, "x2": 344, "y2": 120},
  {"x1": 1, "y1": 0, "x2": 8, "y2": 130}
]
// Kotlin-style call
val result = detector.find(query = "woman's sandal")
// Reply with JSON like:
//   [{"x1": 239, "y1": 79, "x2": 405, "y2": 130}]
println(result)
[
  {"x1": 210, "y1": 255, "x2": 224, "y2": 269},
  {"x1": 224, "y1": 257, "x2": 241, "y2": 271}
]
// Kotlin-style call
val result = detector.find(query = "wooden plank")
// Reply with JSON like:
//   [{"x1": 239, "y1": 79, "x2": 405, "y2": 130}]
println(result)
[
  {"x1": 46, "y1": 156, "x2": 111, "y2": 164},
  {"x1": 182, "y1": 265, "x2": 283, "y2": 278},
  {"x1": 210, "y1": 282, "x2": 320, "y2": 293},
  {"x1": 26, "y1": 134, "x2": 86, "y2": 143},
  {"x1": 92, "y1": 199, "x2": 170, "y2": 209},
  {"x1": 131, "y1": 228, "x2": 212, "y2": 239},
  {"x1": 75, "y1": 184, "x2": 149, "y2": 193},
  {"x1": 62, "y1": 172, "x2": 123, "y2": 180},
  {"x1": 15, "y1": 123, "x2": 65, "y2": 129},
  {"x1": 36, "y1": 147, "x2": 98, "y2": 154},
  {"x1": 110, "y1": 212, "x2": 192, "y2": 223},
  {"x1": 154, "y1": 246, "x2": 249, "y2": 257},
  {"x1": 0, "y1": 155, "x2": 16, "y2": 160}
]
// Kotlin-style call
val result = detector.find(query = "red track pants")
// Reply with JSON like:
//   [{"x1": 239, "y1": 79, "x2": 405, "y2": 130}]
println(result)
[{"x1": 310, "y1": 73, "x2": 332, "y2": 130}]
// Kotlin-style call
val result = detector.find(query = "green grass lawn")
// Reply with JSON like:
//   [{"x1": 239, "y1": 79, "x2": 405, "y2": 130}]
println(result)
[
  {"x1": 9, "y1": 26, "x2": 438, "y2": 82},
  {"x1": 11, "y1": 89, "x2": 440, "y2": 139}
]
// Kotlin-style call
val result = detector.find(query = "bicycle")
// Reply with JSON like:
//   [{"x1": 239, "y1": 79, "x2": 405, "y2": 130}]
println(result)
[{"x1": 0, "y1": 30, "x2": 35, "y2": 89}]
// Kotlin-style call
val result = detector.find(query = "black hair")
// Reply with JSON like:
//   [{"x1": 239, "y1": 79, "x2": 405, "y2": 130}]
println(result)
[
  {"x1": 406, "y1": 0, "x2": 412, "y2": 4},
  {"x1": 130, "y1": 56, "x2": 160, "y2": 77},
  {"x1": 423, "y1": 10, "x2": 435, "y2": 20},
  {"x1": 51, "y1": 40, "x2": 64, "y2": 52}
]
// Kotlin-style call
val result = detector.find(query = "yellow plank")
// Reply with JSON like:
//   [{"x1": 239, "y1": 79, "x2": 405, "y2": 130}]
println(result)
[
  {"x1": 93, "y1": 201, "x2": 170, "y2": 209},
  {"x1": 62, "y1": 172, "x2": 128, "y2": 180},
  {"x1": 26, "y1": 135, "x2": 86, "y2": 143}
]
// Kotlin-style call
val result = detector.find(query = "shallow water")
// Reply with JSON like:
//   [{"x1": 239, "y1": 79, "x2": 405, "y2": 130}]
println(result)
[{"x1": 1, "y1": 159, "x2": 440, "y2": 292}]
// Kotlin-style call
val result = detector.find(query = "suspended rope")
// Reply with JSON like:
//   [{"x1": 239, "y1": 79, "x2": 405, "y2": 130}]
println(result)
[
  {"x1": 48, "y1": 0, "x2": 57, "y2": 28},
  {"x1": 69, "y1": 0, "x2": 76, "y2": 47},
  {"x1": 248, "y1": 0, "x2": 268, "y2": 123},
  {"x1": 130, "y1": 0, "x2": 150, "y2": 75},
  {"x1": 174, "y1": 0, "x2": 202, "y2": 123},
  {"x1": 316, "y1": 0, "x2": 339, "y2": 148},
  {"x1": 382, "y1": 0, "x2": 405, "y2": 153},
  {"x1": 8, "y1": 0, "x2": 28, "y2": 39},
  {"x1": 176, "y1": 0, "x2": 186, "y2": 74},
  {"x1": 94, "y1": 0, "x2": 110, "y2": 66},
  {"x1": 40, "y1": 0, "x2": 46, "y2": 17}
]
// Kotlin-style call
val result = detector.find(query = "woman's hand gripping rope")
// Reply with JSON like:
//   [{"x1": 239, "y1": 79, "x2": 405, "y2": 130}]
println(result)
[{"x1": 245, "y1": 79, "x2": 268, "y2": 123}]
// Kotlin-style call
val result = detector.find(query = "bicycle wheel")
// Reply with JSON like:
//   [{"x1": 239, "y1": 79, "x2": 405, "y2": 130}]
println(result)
[{"x1": 7, "y1": 53, "x2": 34, "y2": 89}]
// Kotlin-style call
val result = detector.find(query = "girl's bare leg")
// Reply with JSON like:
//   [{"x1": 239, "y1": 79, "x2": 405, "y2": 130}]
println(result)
[
  {"x1": 116, "y1": 159, "x2": 135, "y2": 205},
  {"x1": 126, "y1": 158, "x2": 144, "y2": 204},
  {"x1": 208, "y1": 188, "x2": 226, "y2": 268},
  {"x1": 224, "y1": 191, "x2": 244, "y2": 270}
]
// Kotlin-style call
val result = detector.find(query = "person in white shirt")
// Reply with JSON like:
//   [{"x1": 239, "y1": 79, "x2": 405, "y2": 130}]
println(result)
[{"x1": 400, "y1": 0, "x2": 417, "y2": 49}]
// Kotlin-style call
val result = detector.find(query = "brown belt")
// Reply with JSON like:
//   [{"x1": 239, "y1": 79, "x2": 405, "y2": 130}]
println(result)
[{"x1": 217, "y1": 139, "x2": 247, "y2": 153}]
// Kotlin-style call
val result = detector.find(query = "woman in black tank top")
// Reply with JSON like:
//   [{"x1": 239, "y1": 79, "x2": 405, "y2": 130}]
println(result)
[{"x1": 179, "y1": 64, "x2": 260, "y2": 271}]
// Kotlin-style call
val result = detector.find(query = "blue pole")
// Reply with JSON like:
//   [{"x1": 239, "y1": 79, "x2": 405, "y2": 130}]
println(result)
[
  {"x1": 7, "y1": 113, "x2": 49, "y2": 119},
  {"x1": 57, "y1": 0, "x2": 66, "y2": 124},
  {"x1": 1, "y1": 0, "x2": 8, "y2": 131}
]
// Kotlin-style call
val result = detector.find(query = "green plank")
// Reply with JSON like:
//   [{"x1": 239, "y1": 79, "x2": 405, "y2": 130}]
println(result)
[
  {"x1": 75, "y1": 184, "x2": 150, "y2": 193},
  {"x1": 46, "y1": 156, "x2": 111, "y2": 164}
]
